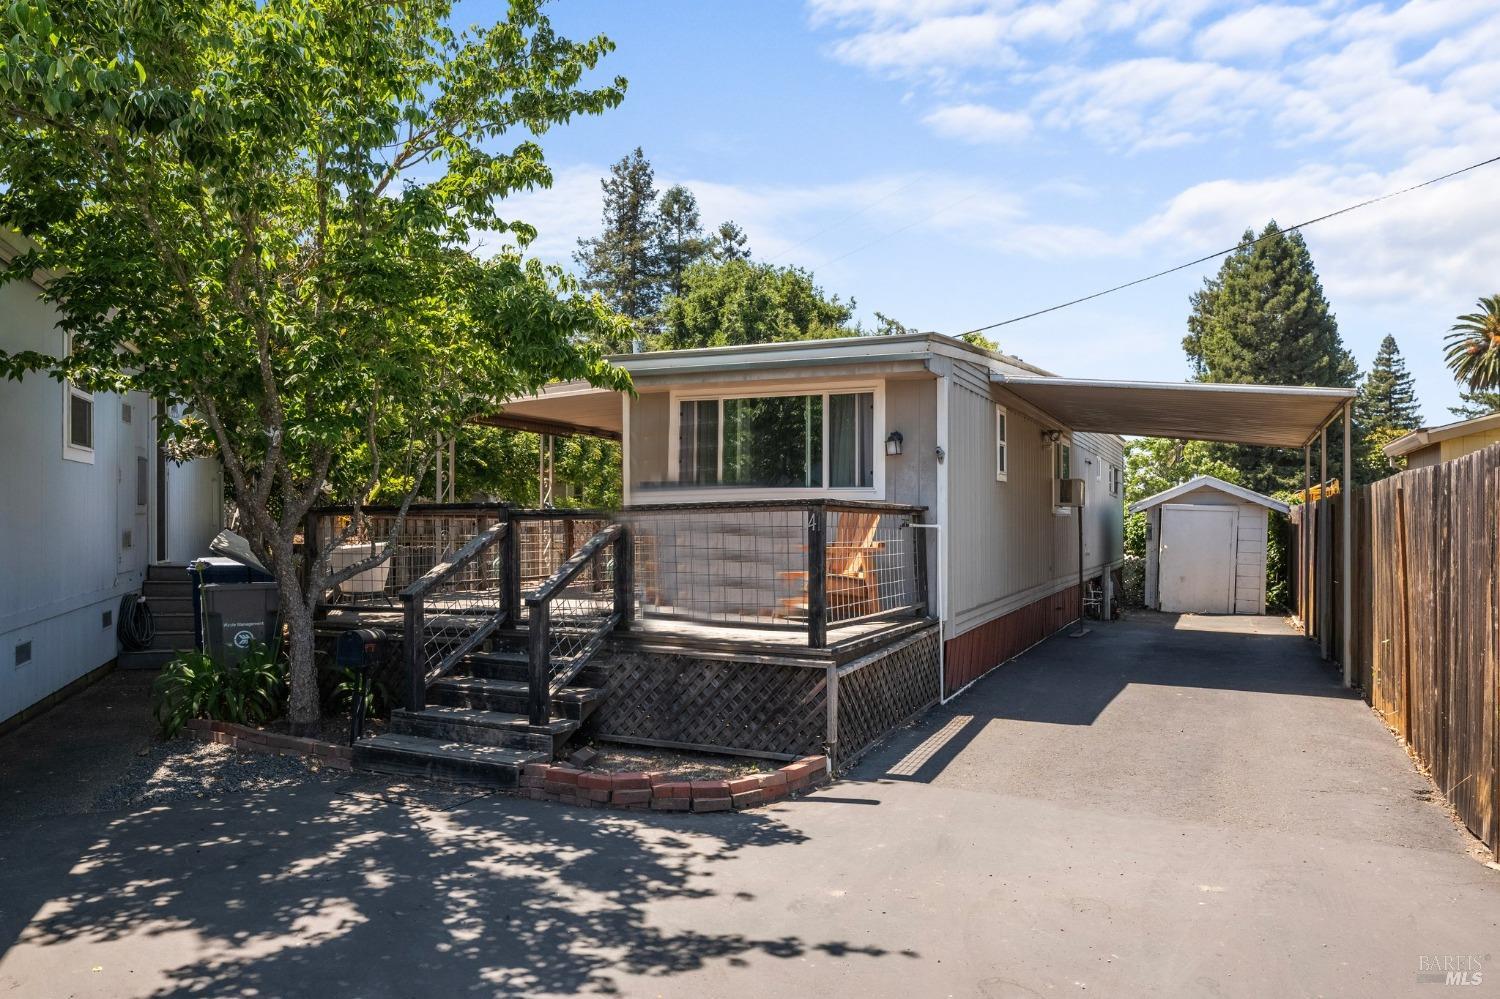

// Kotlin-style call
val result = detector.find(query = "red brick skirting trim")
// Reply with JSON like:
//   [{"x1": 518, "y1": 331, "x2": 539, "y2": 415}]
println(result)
[
  {"x1": 520, "y1": 755, "x2": 831, "y2": 812},
  {"x1": 184, "y1": 718, "x2": 354, "y2": 770}
]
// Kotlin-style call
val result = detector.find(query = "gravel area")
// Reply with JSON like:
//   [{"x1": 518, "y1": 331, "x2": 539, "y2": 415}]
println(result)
[
  {"x1": 573, "y1": 742, "x2": 779, "y2": 780},
  {"x1": 93, "y1": 738, "x2": 354, "y2": 812}
]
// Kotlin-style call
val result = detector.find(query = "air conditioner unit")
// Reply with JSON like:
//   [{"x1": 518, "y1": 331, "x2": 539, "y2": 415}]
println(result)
[{"x1": 1055, "y1": 478, "x2": 1086, "y2": 508}]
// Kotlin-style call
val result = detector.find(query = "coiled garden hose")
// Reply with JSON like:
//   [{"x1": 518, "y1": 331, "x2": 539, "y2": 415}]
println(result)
[{"x1": 118, "y1": 592, "x2": 155, "y2": 651}]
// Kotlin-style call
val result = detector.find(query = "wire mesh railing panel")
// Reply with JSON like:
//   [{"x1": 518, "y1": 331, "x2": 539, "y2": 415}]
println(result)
[
  {"x1": 517, "y1": 514, "x2": 610, "y2": 594},
  {"x1": 403, "y1": 523, "x2": 509, "y2": 686},
  {"x1": 825, "y1": 506, "x2": 922, "y2": 631},
  {"x1": 623, "y1": 507, "x2": 808, "y2": 628},
  {"x1": 312, "y1": 510, "x2": 499, "y2": 608},
  {"x1": 544, "y1": 543, "x2": 618, "y2": 686}
]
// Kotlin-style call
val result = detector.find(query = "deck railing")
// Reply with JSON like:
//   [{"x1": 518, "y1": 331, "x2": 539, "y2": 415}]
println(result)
[
  {"x1": 311, "y1": 499, "x2": 931, "y2": 718},
  {"x1": 621, "y1": 499, "x2": 930, "y2": 648},
  {"x1": 398, "y1": 520, "x2": 509, "y2": 710},
  {"x1": 525, "y1": 522, "x2": 630, "y2": 724}
]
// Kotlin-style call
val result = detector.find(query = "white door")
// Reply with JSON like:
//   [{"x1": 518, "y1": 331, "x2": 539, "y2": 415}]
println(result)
[
  {"x1": 1158, "y1": 504, "x2": 1236, "y2": 614},
  {"x1": 116, "y1": 393, "x2": 150, "y2": 577}
]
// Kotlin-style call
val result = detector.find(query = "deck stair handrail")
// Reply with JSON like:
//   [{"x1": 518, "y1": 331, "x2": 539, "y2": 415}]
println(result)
[
  {"x1": 399, "y1": 520, "x2": 509, "y2": 710},
  {"x1": 524, "y1": 521, "x2": 631, "y2": 724}
]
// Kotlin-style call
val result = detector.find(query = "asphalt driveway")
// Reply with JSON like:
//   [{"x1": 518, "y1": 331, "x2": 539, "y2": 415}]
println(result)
[{"x1": 1, "y1": 612, "x2": 1497, "y2": 998}]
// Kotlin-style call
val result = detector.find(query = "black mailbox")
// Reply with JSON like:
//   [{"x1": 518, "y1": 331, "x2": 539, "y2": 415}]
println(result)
[
  {"x1": 336, "y1": 628, "x2": 388, "y2": 745},
  {"x1": 336, "y1": 628, "x2": 388, "y2": 670}
]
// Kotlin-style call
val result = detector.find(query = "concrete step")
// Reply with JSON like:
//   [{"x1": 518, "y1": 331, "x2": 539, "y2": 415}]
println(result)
[
  {"x1": 143, "y1": 580, "x2": 193, "y2": 600},
  {"x1": 150, "y1": 611, "x2": 196, "y2": 632},
  {"x1": 352, "y1": 733, "x2": 546, "y2": 787},
  {"x1": 146, "y1": 629, "x2": 196, "y2": 653},
  {"x1": 427, "y1": 676, "x2": 603, "y2": 719},
  {"x1": 388, "y1": 706, "x2": 564, "y2": 752},
  {"x1": 116, "y1": 649, "x2": 176, "y2": 670}
]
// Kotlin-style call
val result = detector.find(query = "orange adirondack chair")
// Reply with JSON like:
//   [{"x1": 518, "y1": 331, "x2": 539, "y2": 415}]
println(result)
[{"x1": 779, "y1": 511, "x2": 884, "y2": 622}]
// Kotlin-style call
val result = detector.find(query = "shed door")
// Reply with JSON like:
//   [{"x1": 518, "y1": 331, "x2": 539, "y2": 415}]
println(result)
[{"x1": 1158, "y1": 504, "x2": 1236, "y2": 614}]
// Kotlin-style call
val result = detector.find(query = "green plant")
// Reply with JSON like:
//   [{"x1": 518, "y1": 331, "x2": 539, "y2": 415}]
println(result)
[
  {"x1": 331, "y1": 665, "x2": 394, "y2": 721},
  {"x1": 151, "y1": 643, "x2": 287, "y2": 738},
  {"x1": 1444, "y1": 295, "x2": 1500, "y2": 392}
]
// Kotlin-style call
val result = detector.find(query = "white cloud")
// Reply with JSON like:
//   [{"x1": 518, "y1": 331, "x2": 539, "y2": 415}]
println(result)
[
  {"x1": 827, "y1": 13, "x2": 1019, "y2": 78},
  {"x1": 1194, "y1": 5, "x2": 1326, "y2": 60},
  {"x1": 922, "y1": 103, "x2": 1033, "y2": 143}
]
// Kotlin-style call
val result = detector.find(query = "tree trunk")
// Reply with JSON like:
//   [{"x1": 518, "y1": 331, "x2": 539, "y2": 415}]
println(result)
[{"x1": 272, "y1": 541, "x2": 321, "y2": 734}]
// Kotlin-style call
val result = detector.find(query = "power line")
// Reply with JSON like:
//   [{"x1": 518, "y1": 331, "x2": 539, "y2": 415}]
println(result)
[
  {"x1": 764, "y1": 175, "x2": 926, "y2": 264},
  {"x1": 956, "y1": 153, "x2": 1500, "y2": 338},
  {"x1": 820, "y1": 189, "x2": 984, "y2": 268}
]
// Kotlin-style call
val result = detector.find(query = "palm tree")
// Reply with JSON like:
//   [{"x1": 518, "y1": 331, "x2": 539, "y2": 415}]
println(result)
[{"x1": 1443, "y1": 295, "x2": 1500, "y2": 391}]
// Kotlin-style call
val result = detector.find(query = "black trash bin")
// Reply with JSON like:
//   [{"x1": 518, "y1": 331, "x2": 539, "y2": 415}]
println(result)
[
  {"x1": 201, "y1": 581, "x2": 281, "y2": 665},
  {"x1": 188, "y1": 530, "x2": 277, "y2": 658}
]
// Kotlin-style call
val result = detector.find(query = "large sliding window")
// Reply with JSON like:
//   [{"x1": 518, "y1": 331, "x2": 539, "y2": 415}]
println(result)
[{"x1": 676, "y1": 390, "x2": 875, "y2": 490}]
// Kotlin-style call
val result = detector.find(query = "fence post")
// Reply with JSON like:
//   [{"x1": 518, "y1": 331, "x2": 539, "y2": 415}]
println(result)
[
  {"x1": 502, "y1": 516, "x2": 520, "y2": 627},
  {"x1": 527, "y1": 600, "x2": 550, "y2": 725},
  {"x1": 807, "y1": 507, "x2": 828, "y2": 648},
  {"x1": 402, "y1": 592, "x2": 426, "y2": 711},
  {"x1": 825, "y1": 662, "x2": 840, "y2": 771},
  {"x1": 614, "y1": 526, "x2": 634, "y2": 628},
  {"x1": 911, "y1": 511, "x2": 930, "y2": 618}
]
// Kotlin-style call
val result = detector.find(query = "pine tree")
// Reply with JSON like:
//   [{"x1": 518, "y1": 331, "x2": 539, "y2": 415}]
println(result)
[
  {"x1": 656, "y1": 184, "x2": 708, "y2": 299},
  {"x1": 1450, "y1": 388, "x2": 1500, "y2": 419},
  {"x1": 1183, "y1": 221, "x2": 1357, "y2": 494},
  {"x1": 1356, "y1": 335, "x2": 1421, "y2": 431},
  {"x1": 710, "y1": 220, "x2": 750, "y2": 262},
  {"x1": 574, "y1": 148, "x2": 663, "y2": 341}
]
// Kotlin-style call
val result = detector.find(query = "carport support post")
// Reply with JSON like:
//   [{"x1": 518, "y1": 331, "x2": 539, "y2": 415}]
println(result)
[
  {"x1": 1341, "y1": 401, "x2": 1353, "y2": 688},
  {"x1": 1319, "y1": 423, "x2": 1330, "y2": 660},
  {"x1": 1302, "y1": 445, "x2": 1311, "y2": 637}
]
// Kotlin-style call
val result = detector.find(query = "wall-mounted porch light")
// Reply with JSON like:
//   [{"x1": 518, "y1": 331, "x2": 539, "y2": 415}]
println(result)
[{"x1": 885, "y1": 431, "x2": 904, "y2": 456}]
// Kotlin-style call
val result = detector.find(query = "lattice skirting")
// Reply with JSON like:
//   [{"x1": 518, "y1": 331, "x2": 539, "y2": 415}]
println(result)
[
  {"x1": 589, "y1": 625, "x2": 941, "y2": 765},
  {"x1": 591, "y1": 653, "x2": 829, "y2": 760},
  {"x1": 835, "y1": 626, "x2": 941, "y2": 766}
]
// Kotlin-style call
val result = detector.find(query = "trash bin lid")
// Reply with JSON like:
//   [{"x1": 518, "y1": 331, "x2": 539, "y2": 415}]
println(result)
[{"x1": 208, "y1": 530, "x2": 271, "y2": 575}]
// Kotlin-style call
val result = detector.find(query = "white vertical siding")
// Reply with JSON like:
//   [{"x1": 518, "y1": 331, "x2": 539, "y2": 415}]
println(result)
[
  {"x1": 0, "y1": 276, "x2": 221, "y2": 724},
  {"x1": 945, "y1": 361, "x2": 1125, "y2": 634},
  {"x1": 1140, "y1": 485, "x2": 1269, "y2": 614}
]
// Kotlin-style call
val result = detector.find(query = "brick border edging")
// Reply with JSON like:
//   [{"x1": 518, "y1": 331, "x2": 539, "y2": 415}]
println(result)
[
  {"x1": 520, "y1": 755, "x2": 831, "y2": 812},
  {"x1": 184, "y1": 718, "x2": 353, "y2": 771}
]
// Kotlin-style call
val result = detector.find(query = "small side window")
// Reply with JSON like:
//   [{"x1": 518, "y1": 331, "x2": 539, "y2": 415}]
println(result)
[
  {"x1": 62, "y1": 336, "x2": 95, "y2": 464},
  {"x1": 994, "y1": 405, "x2": 1008, "y2": 482},
  {"x1": 1109, "y1": 465, "x2": 1121, "y2": 497}
]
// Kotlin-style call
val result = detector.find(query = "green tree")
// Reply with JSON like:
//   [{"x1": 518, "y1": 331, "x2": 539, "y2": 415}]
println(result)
[
  {"x1": 1122, "y1": 439, "x2": 1244, "y2": 558},
  {"x1": 657, "y1": 259, "x2": 856, "y2": 350},
  {"x1": 1183, "y1": 221, "x2": 1357, "y2": 493},
  {"x1": 0, "y1": 0, "x2": 629, "y2": 728},
  {"x1": 1353, "y1": 335, "x2": 1420, "y2": 483},
  {"x1": 656, "y1": 184, "x2": 708, "y2": 299},
  {"x1": 1443, "y1": 294, "x2": 1500, "y2": 393},
  {"x1": 575, "y1": 147, "x2": 662, "y2": 340},
  {"x1": 456, "y1": 427, "x2": 621, "y2": 508},
  {"x1": 1355, "y1": 335, "x2": 1421, "y2": 430},
  {"x1": 1450, "y1": 387, "x2": 1500, "y2": 419},
  {"x1": 710, "y1": 220, "x2": 751, "y2": 262}
]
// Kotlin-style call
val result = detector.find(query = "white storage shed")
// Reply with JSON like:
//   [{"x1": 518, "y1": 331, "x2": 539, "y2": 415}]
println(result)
[{"x1": 1130, "y1": 475, "x2": 1289, "y2": 615}]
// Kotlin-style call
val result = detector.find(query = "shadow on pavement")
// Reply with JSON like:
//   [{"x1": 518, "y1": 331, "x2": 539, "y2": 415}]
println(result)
[{"x1": 0, "y1": 777, "x2": 915, "y2": 996}]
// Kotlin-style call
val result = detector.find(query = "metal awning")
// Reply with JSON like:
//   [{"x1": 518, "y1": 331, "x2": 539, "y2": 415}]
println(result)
[
  {"x1": 474, "y1": 381, "x2": 622, "y2": 440},
  {"x1": 992, "y1": 375, "x2": 1355, "y2": 448}
]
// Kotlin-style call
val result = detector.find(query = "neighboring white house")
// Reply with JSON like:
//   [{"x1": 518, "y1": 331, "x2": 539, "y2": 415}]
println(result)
[
  {"x1": 1130, "y1": 475, "x2": 1289, "y2": 615},
  {"x1": 1, "y1": 229, "x2": 223, "y2": 728}
]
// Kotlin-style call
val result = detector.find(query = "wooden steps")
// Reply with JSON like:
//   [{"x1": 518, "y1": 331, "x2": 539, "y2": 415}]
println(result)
[{"x1": 353, "y1": 732, "x2": 548, "y2": 786}]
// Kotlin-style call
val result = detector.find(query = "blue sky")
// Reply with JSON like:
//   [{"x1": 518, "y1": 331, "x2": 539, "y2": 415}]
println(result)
[{"x1": 474, "y1": 0, "x2": 1500, "y2": 423}]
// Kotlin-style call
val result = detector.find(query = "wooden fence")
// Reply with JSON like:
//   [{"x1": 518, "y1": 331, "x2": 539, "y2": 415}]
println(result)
[{"x1": 1296, "y1": 445, "x2": 1500, "y2": 858}]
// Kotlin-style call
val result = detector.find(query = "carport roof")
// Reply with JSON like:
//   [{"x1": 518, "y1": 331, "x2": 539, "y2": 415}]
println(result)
[{"x1": 991, "y1": 375, "x2": 1355, "y2": 449}]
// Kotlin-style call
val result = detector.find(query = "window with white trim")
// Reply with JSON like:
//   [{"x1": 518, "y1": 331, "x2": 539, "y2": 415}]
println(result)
[
  {"x1": 1109, "y1": 464, "x2": 1121, "y2": 497},
  {"x1": 994, "y1": 404, "x2": 1008, "y2": 481},
  {"x1": 62, "y1": 336, "x2": 94, "y2": 464},
  {"x1": 675, "y1": 390, "x2": 875, "y2": 490}
]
